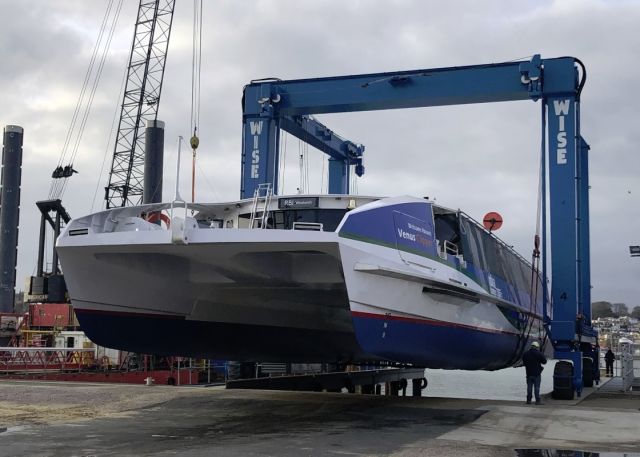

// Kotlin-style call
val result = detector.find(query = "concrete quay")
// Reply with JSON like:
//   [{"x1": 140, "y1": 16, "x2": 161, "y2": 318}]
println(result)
[{"x1": 0, "y1": 379, "x2": 638, "y2": 456}]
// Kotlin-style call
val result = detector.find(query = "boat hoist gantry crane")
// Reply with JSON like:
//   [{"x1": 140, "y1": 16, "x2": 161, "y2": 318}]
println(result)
[{"x1": 242, "y1": 55, "x2": 597, "y2": 396}]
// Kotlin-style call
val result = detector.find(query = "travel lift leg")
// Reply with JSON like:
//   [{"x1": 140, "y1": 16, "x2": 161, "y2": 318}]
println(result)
[
  {"x1": 578, "y1": 137, "x2": 599, "y2": 386},
  {"x1": 545, "y1": 58, "x2": 594, "y2": 396}
]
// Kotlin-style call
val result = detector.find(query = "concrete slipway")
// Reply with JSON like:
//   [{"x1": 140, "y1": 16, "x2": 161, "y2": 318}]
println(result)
[{"x1": 0, "y1": 379, "x2": 638, "y2": 456}]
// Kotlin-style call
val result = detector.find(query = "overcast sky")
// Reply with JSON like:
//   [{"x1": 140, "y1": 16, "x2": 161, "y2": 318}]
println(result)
[{"x1": 1, "y1": 0, "x2": 639, "y2": 308}]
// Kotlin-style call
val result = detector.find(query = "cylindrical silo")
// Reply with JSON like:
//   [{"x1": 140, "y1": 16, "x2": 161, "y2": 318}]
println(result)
[
  {"x1": 0, "y1": 125, "x2": 24, "y2": 312},
  {"x1": 143, "y1": 119, "x2": 165, "y2": 204}
]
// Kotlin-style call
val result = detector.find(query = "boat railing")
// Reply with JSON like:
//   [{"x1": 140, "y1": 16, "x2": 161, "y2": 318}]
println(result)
[
  {"x1": 68, "y1": 201, "x2": 199, "y2": 236},
  {"x1": 444, "y1": 240, "x2": 459, "y2": 255},
  {"x1": 436, "y1": 240, "x2": 467, "y2": 267},
  {"x1": 66, "y1": 193, "x2": 376, "y2": 236},
  {"x1": 437, "y1": 240, "x2": 458, "y2": 259},
  {"x1": 292, "y1": 222, "x2": 324, "y2": 231}
]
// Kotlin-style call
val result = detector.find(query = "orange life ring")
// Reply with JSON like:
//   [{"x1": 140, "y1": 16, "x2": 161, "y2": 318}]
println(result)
[{"x1": 146, "y1": 212, "x2": 171, "y2": 227}]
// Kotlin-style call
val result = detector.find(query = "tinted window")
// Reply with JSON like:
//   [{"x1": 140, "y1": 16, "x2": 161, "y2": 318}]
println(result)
[{"x1": 273, "y1": 209, "x2": 348, "y2": 231}]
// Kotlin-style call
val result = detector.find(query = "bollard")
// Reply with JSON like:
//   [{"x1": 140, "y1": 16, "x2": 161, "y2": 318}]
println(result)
[
  {"x1": 399, "y1": 378, "x2": 408, "y2": 396},
  {"x1": 412, "y1": 378, "x2": 428, "y2": 397}
]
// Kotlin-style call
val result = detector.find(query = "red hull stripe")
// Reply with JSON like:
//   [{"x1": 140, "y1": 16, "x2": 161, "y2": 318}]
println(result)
[{"x1": 350, "y1": 310, "x2": 520, "y2": 336}]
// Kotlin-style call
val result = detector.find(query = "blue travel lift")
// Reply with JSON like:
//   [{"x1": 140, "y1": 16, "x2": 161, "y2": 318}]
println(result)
[{"x1": 242, "y1": 55, "x2": 598, "y2": 398}]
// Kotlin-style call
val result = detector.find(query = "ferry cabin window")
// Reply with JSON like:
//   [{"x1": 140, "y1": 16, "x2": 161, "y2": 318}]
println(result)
[
  {"x1": 274, "y1": 209, "x2": 347, "y2": 231},
  {"x1": 434, "y1": 212, "x2": 463, "y2": 255},
  {"x1": 197, "y1": 219, "x2": 223, "y2": 228},
  {"x1": 458, "y1": 215, "x2": 532, "y2": 296},
  {"x1": 238, "y1": 209, "x2": 347, "y2": 231}
]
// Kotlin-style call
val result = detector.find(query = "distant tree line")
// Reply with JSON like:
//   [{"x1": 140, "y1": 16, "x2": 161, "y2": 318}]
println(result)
[{"x1": 592, "y1": 301, "x2": 640, "y2": 319}]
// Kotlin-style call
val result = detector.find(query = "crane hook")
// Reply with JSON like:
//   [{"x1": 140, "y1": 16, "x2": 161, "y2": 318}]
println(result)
[{"x1": 190, "y1": 134, "x2": 199, "y2": 150}]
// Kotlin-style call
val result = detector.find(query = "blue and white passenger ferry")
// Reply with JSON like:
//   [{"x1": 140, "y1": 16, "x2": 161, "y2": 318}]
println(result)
[{"x1": 57, "y1": 193, "x2": 547, "y2": 370}]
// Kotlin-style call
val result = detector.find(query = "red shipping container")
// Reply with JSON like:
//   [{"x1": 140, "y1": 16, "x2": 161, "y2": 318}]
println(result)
[{"x1": 29, "y1": 303, "x2": 73, "y2": 328}]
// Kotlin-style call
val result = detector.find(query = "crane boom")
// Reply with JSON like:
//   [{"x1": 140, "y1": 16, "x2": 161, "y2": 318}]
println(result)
[{"x1": 105, "y1": 0, "x2": 175, "y2": 208}]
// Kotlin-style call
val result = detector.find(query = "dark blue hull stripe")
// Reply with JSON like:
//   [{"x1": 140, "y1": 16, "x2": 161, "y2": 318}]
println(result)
[{"x1": 350, "y1": 311, "x2": 532, "y2": 370}]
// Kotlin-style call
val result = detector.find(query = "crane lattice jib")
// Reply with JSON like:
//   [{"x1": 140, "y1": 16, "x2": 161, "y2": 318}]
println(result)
[{"x1": 105, "y1": 0, "x2": 175, "y2": 208}]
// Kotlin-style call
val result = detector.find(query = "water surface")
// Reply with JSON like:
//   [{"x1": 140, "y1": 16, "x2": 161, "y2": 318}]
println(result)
[{"x1": 425, "y1": 365, "x2": 557, "y2": 401}]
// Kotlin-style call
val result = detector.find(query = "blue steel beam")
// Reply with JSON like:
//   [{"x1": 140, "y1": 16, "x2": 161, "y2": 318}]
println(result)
[
  {"x1": 279, "y1": 115, "x2": 364, "y2": 195},
  {"x1": 241, "y1": 111, "x2": 363, "y2": 197},
  {"x1": 547, "y1": 93, "x2": 579, "y2": 346},
  {"x1": 243, "y1": 56, "x2": 547, "y2": 117},
  {"x1": 279, "y1": 115, "x2": 364, "y2": 165},
  {"x1": 547, "y1": 92, "x2": 584, "y2": 395},
  {"x1": 241, "y1": 55, "x2": 570, "y2": 198},
  {"x1": 240, "y1": 113, "x2": 280, "y2": 199},
  {"x1": 578, "y1": 137, "x2": 591, "y2": 324},
  {"x1": 544, "y1": 57, "x2": 587, "y2": 396}
]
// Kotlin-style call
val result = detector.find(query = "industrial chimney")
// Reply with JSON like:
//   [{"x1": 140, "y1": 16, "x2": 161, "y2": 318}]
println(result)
[
  {"x1": 0, "y1": 125, "x2": 24, "y2": 312},
  {"x1": 143, "y1": 119, "x2": 165, "y2": 204}
]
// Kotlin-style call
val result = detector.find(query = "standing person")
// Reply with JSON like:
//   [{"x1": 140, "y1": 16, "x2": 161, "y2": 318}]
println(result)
[
  {"x1": 523, "y1": 341, "x2": 547, "y2": 405},
  {"x1": 604, "y1": 348, "x2": 615, "y2": 377}
]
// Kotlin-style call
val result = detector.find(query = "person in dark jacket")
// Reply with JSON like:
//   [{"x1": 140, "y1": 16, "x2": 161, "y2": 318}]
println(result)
[
  {"x1": 522, "y1": 341, "x2": 547, "y2": 405},
  {"x1": 604, "y1": 348, "x2": 615, "y2": 376}
]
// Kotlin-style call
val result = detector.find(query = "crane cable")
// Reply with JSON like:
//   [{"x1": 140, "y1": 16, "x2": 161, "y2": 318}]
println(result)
[
  {"x1": 298, "y1": 138, "x2": 309, "y2": 194},
  {"x1": 278, "y1": 130, "x2": 288, "y2": 193},
  {"x1": 506, "y1": 111, "x2": 548, "y2": 367},
  {"x1": 49, "y1": 0, "x2": 123, "y2": 200},
  {"x1": 510, "y1": 125, "x2": 547, "y2": 364},
  {"x1": 190, "y1": 0, "x2": 203, "y2": 203},
  {"x1": 320, "y1": 154, "x2": 326, "y2": 194},
  {"x1": 61, "y1": 0, "x2": 123, "y2": 199},
  {"x1": 513, "y1": 99, "x2": 552, "y2": 363},
  {"x1": 532, "y1": 107, "x2": 545, "y2": 341},
  {"x1": 91, "y1": 55, "x2": 130, "y2": 213}
]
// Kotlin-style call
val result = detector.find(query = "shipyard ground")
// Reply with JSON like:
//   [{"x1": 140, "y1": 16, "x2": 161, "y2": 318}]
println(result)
[{"x1": 0, "y1": 380, "x2": 639, "y2": 456}]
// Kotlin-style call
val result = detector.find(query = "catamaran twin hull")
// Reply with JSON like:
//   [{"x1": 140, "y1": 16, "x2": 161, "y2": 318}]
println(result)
[{"x1": 57, "y1": 196, "x2": 546, "y2": 370}]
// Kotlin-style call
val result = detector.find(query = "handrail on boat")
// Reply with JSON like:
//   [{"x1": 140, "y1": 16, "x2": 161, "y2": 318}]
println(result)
[
  {"x1": 292, "y1": 222, "x2": 324, "y2": 231},
  {"x1": 444, "y1": 240, "x2": 459, "y2": 255}
]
